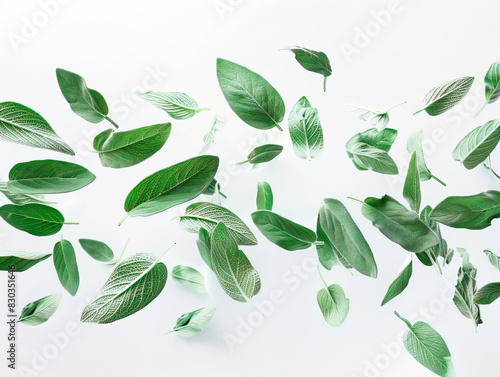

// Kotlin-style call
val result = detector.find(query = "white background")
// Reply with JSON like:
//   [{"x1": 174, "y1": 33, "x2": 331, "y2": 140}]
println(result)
[{"x1": 1, "y1": 0, "x2": 499, "y2": 376}]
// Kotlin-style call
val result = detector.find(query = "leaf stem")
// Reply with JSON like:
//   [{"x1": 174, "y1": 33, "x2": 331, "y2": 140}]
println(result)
[
  {"x1": 425, "y1": 250, "x2": 442, "y2": 276},
  {"x1": 155, "y1": 243, "x2": 176, "y2": 264},
  {"x1": 235, "y1": 160, "x2": 248, "y2": 166},
  {"x1": 195, "y1": 108, "x2": 211, "y2": 112},
  {"x1": 346, "y1": 196, "x2": 364, "y2": 205},
  {"x1": 317, "y1": 265, "x2": 329, "y2": 290},
  {"x1": 220, "y1": 192, "x2": 227, "y2": 199},
  {"x1": 63, "y1": 222, "x2": 79, "y2": 225},
  {"x1": 323, "y1": 76, "x2": 327, "y2": 93},
  {"x1": 385, "y1": 101, "x2": 407, "y2": 113},
  {"x1": 275, "y1": 123, "x2": 283, "y2": 132},
  {"x1": 474, "y1": 101, "x2": 487, "y2": 119},
  {"x1": 412, "y1": 108, "x2": 424, "y2": 116},
  {"x1": 0, "y1": 182, "x2": 7, "y2": 190},
  {"x1": 313, "y1": 241, "x2": 325, "y2": 246},
  {"x1": 394, "y1": 311, "x2": 412, "y2": 329},
  {"x1": 105, "y1": 116, "x2": 120, "y2": 129},
  {"x1": 114, "y1": 238, "x2": 130, "y2": 266},
  {"x1": 117, "y1": 214, "x2": 128, "y2": 226},
  {"x1": 430, "y1": 174, "x2": 447, "y2": 187},
  {"x1": 484, "y1": 156, "x2": 500, "y2": 179}
]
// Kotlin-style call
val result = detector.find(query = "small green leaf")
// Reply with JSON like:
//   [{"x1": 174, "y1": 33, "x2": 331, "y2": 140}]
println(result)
[
  {"x1": 0, "y1": 251, "x2": 51, "y2": 272},
  {"x1": 256, "y1": 182, "x2": 273, "y2": 211},
  {"x1": 484, "y1": 249, "x2": 500, "y2": 271},
  {"x1": 475, "y1": 62, "x2": 500, "y2": 117},
  {"x1": 317, "y1": 284, "x2": 349, "y2": 326},
  {"x1": 18, "y1": 294, "x2": 62, "y2": 326},
  {"x1": 53, "y1": 240, "x2": 79, "y2": 296},
  {"x1": 0, "y1": 189, "x2": 49, "y2": 205},
  {"x1": 236, "y1": 144, "x2": 283, "y2": 165},
  {"x1": 200, "y1": 115, "x2": 222, "y2": 154},
  {"x1": 288, "y1": 97, "x2": 324, "y2": 159},
  {"x1": 78, "y1": 239, "x2": 114, "y2": 262},
  {"x1": 474, "y1": 282, "x2": 500, "y2": 305},
  {"x1": 138, "y1": 92, "x2": 208, "y2": 120},
  {"x1": 196, "y1": 228, "x2": 212, "y2": 270},
  {"x1": 407, "y1": 130, "x2": 446, "y2": 185},
  {"x1": 166, "y1": 306, "x2": 216, "y2": 337},
  {"x1": 381, "y1": 256, "x2": 412, "y2": 306},
  {"x1": 403, "y1": 152, "x2": 421, "y2": 213},
  {"x1": 171, "y1": 265, "x2": 207, "y2": 293},
  {"x1": 347, "y1": 102, "x2": 405, "y2": 129}
]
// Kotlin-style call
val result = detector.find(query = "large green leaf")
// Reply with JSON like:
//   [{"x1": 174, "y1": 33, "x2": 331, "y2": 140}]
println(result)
[
  {"x1": 474, "y1": 282, "x2": 500, "y2": 305},
  {"x1": 6, "y1": 159, "x2": 95, "y2": 194},
  {"x1": 165, "y1": 306, "x2": 216, "y2": 337},
  {"x1": 430, "y1": 191, "x2": 500, "y2": 230},
  {"x1": 452, "y1": 120, "x2": 500, "y2": 169},
  {"x1": 0, "y1": 203, "x2": 69, "y2": 236},
  {"x1": 256, "y1": 182, "x2": 273, "y2": 211},
  {"x1": 414, "y1": 76, "x2": 474, "y2": 116},
  {"x1": 81, "y1": 252, "x2": 168, "y2": 324},
  {"x1": 317, "y1": 283, "x2": 349, "y2": 326},
  {"x1": 93, "y1": 123, "x2": 171, "y2": 168},
  {"x1": 216, "y1": 58, "x2": 285, "y2": 130},
  {"x1": 0, "y1": 102, "x2": 74, "y2": 155},
  {"x1": 53, "y1": 239, "x2": 79, "y2": 296},
  {"x1": 381, "y1": 256, "x2": 412, "y2": 306},
  {"x1": 282, "y1": 46, "x2": 332, "y2": 91},
  {"x1": 407, "y1": 130, "x2": 446, "y2": 185},
  {"x1": 236, "y1": 144, "x2": 283, "y2": 165},
  {"x1": 0, "y1": 251, "x2": 51, "y2": 272},
  {"x1": 171, "y1": 265, "x2": 207, "y2": 293},
  {"x1": 361, "y1": 195, "x2": 439, "y2": 253},
  {"x1": 179, "y1": 202, "x2": 257, "y2": 245},
  {"x1": 251, "y1": 210, "x2": 317, "y2": 251},
  {"x1": 288, "y1": 97, "x2": 324, "y2": 159},
  {"x1": 403, "y1": 152, "x2": 421, "y2": 213},
  {"x1": 316, "y1": 199, "x2": 377, "y2": 277},
  {"x1": 210, "y1": 222, "x2": 261, "y2": 302},
  {"x1": 78, "y1": 239, "x2": 114, "y2": 262},
  {"x1": 138, "y1": 92, "x2": 208, "y2": 120},
  {"x1": 123, "y1": 155, "x2": 219, "y2": 219},
  {"x1": 395, "y1": 312, "x2": 455, "y2": 377},
  {"x1": 18, "y1": 294, "x2": 62, "y2": 326}
]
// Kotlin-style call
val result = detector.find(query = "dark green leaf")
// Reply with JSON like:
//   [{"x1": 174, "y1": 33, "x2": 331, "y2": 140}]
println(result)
[
  {"x1": 237, "y1": 144, "x2": 283, "y2": 165},
  {"x1": 282, "y1": 46, "x2": 332, "y2": 91},
  {"x1": 0, "y1": 203, "x2": 68, "y2": 236},
  {"x1": 53, "y1": 240, "x2": 79, "y2": 296},
  {"x1": 381, "y1": 257, "x2": 412, "y2": 306},
  {"x1": 474, "y1": 282, "x2": 500, "y2": 305},
  {"x1": 476, "y1": 62, "x2": 500, "y2": 117},
  {"x1": 166, "y1": 306, "x2": 216, "y2": 336},
  {"x1": 0, "y1": 251, "x2": 51, "y2": 272}
]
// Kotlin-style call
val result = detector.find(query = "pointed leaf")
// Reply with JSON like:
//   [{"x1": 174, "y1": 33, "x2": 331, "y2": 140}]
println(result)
[
  {"x1": 484, "y1": 62, "x2": 500, "y2": 104},
  {"x1": 138, "y1": 92, "x2": 208, "y2": 120},
  {"x1": 474, "y1": 282, "x2": 500, "y2": 305},
  {"x1": 403, "y1": 152, "x2": 421, "y2": 213},
  {"x1": 317, "y1": 284, "x2": 349, "y2": 326},
  {"x1": 282, "y1": 46, "x2": 331, "y2": 91},
  {"x1": 0, "y1": 203, "x2": 66, "y2": 236},
  {"x1": 381, "y1": 257, "x2": 412, "y2": 306},
  {"x1": 78, "y1": 239, "x2": 114, "y2": 262},
  {"x1": 256, "y1": 182, "x2": 273, "y2": 211},
  {"x1": 53, "y1": 240, "x2": 79, "y2": 296},
  {"x1": 288, "y1": 96, "x2": 324, "y2": 159},
  {"x1": 18, "y1": 294, "x2": 62, "y2": 326},
  {"x1": 196, "y1": 228, "x2": 212, "y2": 270},
  {"x1": 407, "y1": 130, "x2": 445, "y2": 185},
  {"x1": 171, "y1": 265, "x2": 207, "y2": 293},
  {"x1": 167, "y1": 306, "x2": 216, "y2": 337},
  {"x1": 237, "y1": 144, "x2": 283, "y2": 165},
  {"x1": 0, "y1": 251, "x2": 51, "y2": 272},
  {"x1": 484, "y1": 249, "x2": 500, "y2": 271}
]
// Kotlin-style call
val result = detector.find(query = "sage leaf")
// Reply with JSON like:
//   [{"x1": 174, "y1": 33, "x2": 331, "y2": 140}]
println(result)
[
  {"x1": 210, "y1": 222, "x2": 261, "y2": 302},
  {"x1": 0, "y1": 102, "x2": 74, "y2": 155},
  {"x1": 93, "y1": 123, "x2": 171, "y2": 168},
  {"x1": 197, "y1": 228, "x2": 212, "y2": 270},
  {"x1": 407, "y1": 130, "x2": 446, "y2": 185},
  {"x1": 138, "y1": 92, "x2": 209, "y2": 120},
  {"x1": 18, "y1": 294, "x2": 62, "y2": 326},
  {"x1": 281, "y1": 46, "x2": 332, "y2": 92},
  {"x1": 361, "y1": 195, "x2": 439, "y2": 253},
  {"x1": 251, "y1": 210, "x2": 317, "y2": 251},
  {"x1": 202, "y1": 179, "x2": 226, "y2": 199},
  {"x1": 0, "y1": 251, "x2": 51, "y2": 272},
  {"x1": 0, "y1": 203, "x2": 71, "y2": 236},
  {"x1": 350, "y1": 127, "x2": 398, "y2": 151},
  {"x1": 236, "y1": 144, "x2": 283, "y2": 165},
  {"x1": 123, "y1": 155, "x2": 219, "y2": 219},
  {"x1": 381, "y1": 256, "x2": 412, "y2": 306},
  {"x1": 179, "y1": 202, "x2": 257, "y2": 245},
  {"x1": 317, "y1": 274, "x2": 349, "y2": 327},
  {"x1": 484, "y1": 249, "x2": 500, "y2": 271},
  {"x1": 414, "y1": 76, "x2": 474, "y2": 116},
  {"x1": 53, "y1": 239, "x2": 79, "y2": 296},
  {"x1": 452, "y1": 120, "x2": 500, "y2": 169},
  {"x1": 317, "y1": 199, "x2": 377, "y2": 277},
  {"x1": 166, "y1": 306, "x2": 216, "y2": 336},
  {"x1": 403, "y1": 152, "x2": 421, "y2": 213},
  {"x1": 200, "y1": 115, "x2": 222, "y2": 154},
  {"x1": 474, "y1": 282, "x2": 500, "y2": 305},
  {"x1": 395, "y1": 312, "x2": 455, "y2": 377},
  {"x1": 78, "y1": 239, "x2": 114, "y2": 262},
  {"x1": 81, "y1": 251, "x2": 169, "y2": 324},
  {"x1": 430, "y1": 190, "x2": 500, "y2": 230},
  {"x1": 256, "y1": 182, "x2": 273, "y2": 211},
  {"x1": 0, "y1": 188, "x2": 49, "y2": 205},
  {"x1": 418, "y1": 206, "x2": 450, "y2": 269},
  {"x1": 347, "y1": 102, "x2": 405, "y2": 129},
  {"x1": 476, "y1": 62, "x2": 500, "y2": 117},
  {"x1": 288, "y1": 97, "x2": 324, "y2": 159},
  {"x1": 6, "y1": 159, "x2": 95, "y2": 194},
  {"x1": 216, "y1": 58, "x2": 285, "y2": 130},
  {"x1": 171, "y1": 265, "x2": 207, "y2": 293}
]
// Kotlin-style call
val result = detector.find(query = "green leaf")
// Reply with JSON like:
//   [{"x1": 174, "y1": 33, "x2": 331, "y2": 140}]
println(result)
[
  {"x1": 236, "y1": 144, "x2": 283, "y2": 165},
  {"x1": 407, "y1": 130, "x2": 446, "y2": 185},
  {"x1": 123, "y1": 155, "x2": 219, "y2": 219},
  {"x1": 171, "y1": 265, "x2": 207, "y2": 293},
  {"x1": 484, "y1": 249, "x2": 500, "y2": 271},
  {"x1": 138, "y1": 92, "x2": 208, "y2": 120},
  {"x1": 78, "y1": 239, "x2": 114, "y2": 262},
  {"x1": 476, "y1": 62, "x2": 500, "y2": 117},
  {"x1": 361, "y1": 195, "x2": 439, "y2": 253},
  {"x1": 0, "y1": 203, "x2": 69, "y2": 236},
  {"x1": 196, "y1": 228, "x2": 212, "y2": 270},
  {"x1": 288, "y1": 97, "x2": 324, "y2": 159},
  {"x1": 18, "y1": 294, "x2": 62, "y2": 326},
  {"x1": 200, "y1": 115, "x2": 222, "y2": 154},
  {"x1": 210, "y1": 222, "x2": 261, "y2": 302},
  {"x1": 0, "y1": 102, "x2": 74, "y2": 155},
  {"x1": 452, "y1": 120, "x2": 500, "y2": 169},
  {"x1": 0, "y1": 251, "x2": 51, "y2": 272},
  {"x1": 93, "y1": 123, "x2": 171, "y2": 168},
  {"x1": 414, "y1": 76, "x2": 474, "y2": 116},
  {"x1": 216, "y1": 58, "x2": 285, "y2": 130},
  {"x1": 0, "y1": 188, "x2": 49, "y2": 205},
  {"x1": 430, "y1": 190, "x2": 500, "y2": 230},
  {"x1": 317, "y1": 284, "x2": 349, "y2": 326},
  {"x1": 56, "y1": 68, "x2": 110, "y2": 124},
  {"x1": 281, "y1": 46, "x2": 332, "y2": 92},
  {"x1": 6, "y1": 159, "x2": 95, "y2": 194},
  {"x1": 474, "y1": 282, "x2": 500, "y2": 305},
  {"x1": 202, "y1": 178, "x2": 226, "y2": 199},
  {"x1": 395, "y1": 312, "x2": 455, "y2": 377},
  {"x1": 53, "y1": 239, "x2": 79, "y2": 296},
  {"x1": 316, "y1": 199, "x2": 377, "y2": 277},
  {"x1": 81, "y1": 252, "x2": 168, "y2": 324},
  {"x1": 403, "y1": 152, "x2": 421, "y2": 213},
  {"x1": 418, "y1": 206, "x2": 450, "y2": 269},
  {"x1": 256, "y1": 182, "x2": 273, "y2": 211},
  {"x1": 351, "y1": 127, "x2": 398, "y2": 151},
  {"x1": 166, "y1": 306, "x2": 216, "y2": 337},
  {"x1": 347, "y1": 102, "x2": 405, "y2": 129},
  {"x1": 251, "y1": 210, "x2": 317, "y2": 251},
  {"x1": 381, "y1": 257, "x2": 412, "y2": 306},
  {"x1": 179, "y1": 202, "x2": 257, "y2": 245}
]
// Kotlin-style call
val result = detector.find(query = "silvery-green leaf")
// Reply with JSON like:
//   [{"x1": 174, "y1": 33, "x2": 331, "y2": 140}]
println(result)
[
  {"x1": 288, "y1": 97, "x2": 324, "y2": 159},
  {"x1": 202, "y1": 179, "x2": 226, "y2": 199},
  {"x1": 403, "y1": 152, "x2": 421, "y2": 213},
  {"x1": 414, "y1": 76, "x2": 474, "y2": 116},
  {"x1": 0, "y1": 102, "x2": 74, "y2": 155},
  {"x1": 407, "y1": 130, "x2": 446, "y2": 185},
  {"x1": 381, "y1": 255, "x2": 412, "y2": 306},
  {"x1": 18, "y1": 294, "x2": 62, "y2": 326},
  {"x1": 484, "y1": 249, "x2": 500, "y2": 271},
  {"x1": 0, "y1": 187, "x2": 49, "y2": 205},
  {"x1": 78, "y1": 239, "x2": 114, "y2": 262},
  {"x1": 475, "y1": 62, "x2": 500, "y2": 117},
  {"x1": 346, "y1": 142, "x2": 398, "y2": 174},
  {"x1": 200, "y1": 115, "x2": 222, "y2": 154},
  {"x1": 237, "y1": 144, "x2": 283, "y2": 165},
  {"x1": 53, "y1": 239, "x2": 79, "y2": 296},
  {"x1": 196, "y1": 228, "x2": 212, "y2": 270},
  {"x1": 0, "y1": 251, "x2": 51, "y2": 272},
  {"x1": 171, "y1": 265, "x2": 207, "y2": 293},
  {"x1": 256, "y1": 182, "x2": 273, "y2": 211},
  {"x1": 418, "y1": 206, "x2": 450, "y2": 269},
  {"x1": 166, "y1": 306, "x2": 216, "y2": 337},
  {"x1": 317, "y1": 283, "x2": 349, "y2": 326},
  {"x1": 138, "y1": 92, "x2": 209, "y2": 120},
  {"x1": 281, "y1": 46, "x2": 332, "y2": 91},
  {"x1": 474, "y1": 282, "x2": 500, "y2": 305},
  {"x1": 347, "y1": 101, "x2": 405, "y2": 129}
]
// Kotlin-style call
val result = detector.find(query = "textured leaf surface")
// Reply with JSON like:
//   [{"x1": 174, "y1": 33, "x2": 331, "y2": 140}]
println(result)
[
  {"x1": 317, "y1": 284, "x2": 349, "y2": 326},
  {"x1": 139, "y1": 92, "x2": 207, "y2": 120},
  {"x1": 288, "y1": 97, "x2": 324, "y2": 159},
  {"x1": 0, "y1": 203, "x2": 65, "y2": 236},
  {"x1": 18, "y1": 294, "x2": 62, "y2": 326},
  {"x1": 282, "y1": 46, "x2": 331, "y2": 91},
  {"x1": 53, "y1": 240, "x2": 79, "y2": 296},
  {"x1": 0, "y1": 251, "x2": 51, "y2": 272},
  {"x1": 167, "y1": 306, "x2": 216, "y2": 337}
]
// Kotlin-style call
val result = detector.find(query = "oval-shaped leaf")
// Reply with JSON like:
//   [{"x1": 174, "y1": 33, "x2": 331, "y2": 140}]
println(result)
[
  {"x1": 381, "y1": 256, "x2": 412, "y2": 306},
  {"x1": 0, "y1": 188, "x2": 49, "y2": 205},
  {"x1": 317, "y1": 283, "x2": 349, "y2": 326},
  {"x1": 197, "y1": 228, "x2": 212, "y2": 270},
  {"x1": 0, "y1": 203, "x2": 67, "y2": 236},
  {"x1": 474, "y1": 282, "x2": 500, "y2": 305},
  {"x1": 251, "y1": 210, "x2": 317, "y2": 251},
  {"x1": 18, "y1": 294, "x2": 62, "y2": 326},
  {"x1": 123, "y1": 155, "x2": 219, "y2": 219},
  {"x1": 78, "y1": 239, "x2": 114, "y2": 262},
  {"x1": 346, "y1": 142, "x2": 398, "y2": 174},
  {"x1": 0, "y1": 251, "x2": 51, "y2": 272},
  {"x1": 484, "y1": 249, "x2": 500, "y2": 271},
  {"x1": 138, "y1": 92, "x2": 208, "y2": 120},
  {"x1": 403, "y1": 152, "x2": 421, "y2": 213},
  {"x1": 485, "y1": 62, "x2": 500, "y2": 103},
  {"x1": 166, "y1": 306, "x2": 216, "y2": 337},
  {"x1": 407, "y1": 130, "x2": 446, "y2": 185},
  {"x1": 288, "y1": 97, "x2": 324, "y2": 159},
  {"x1": 179, "y1": 202, "x2": 257, "y2": 245},
  {"x1": 53, "y1": 240, "x2": 79, "y2": 296},
  {"x1": 210, "y1": 222, "x2": 261, "y2": 302},
  {"x1": 236, "y1": 144, "x2": 283, "y2": 166},
  {"x1": 171, "y1": 265, "x2": 207, "y2": 293},
  {"x1": 7, "y1": 159, "x2": 95, "y2": 194},
  {"x1": 0, "y1": 102, "x2": 74, "y2": 155},
  {"x1": 216, "y1": 58, "x2": 285, "y2": 130},
  {"x1": 414, "y1": 76, "x2": 474, "y2": 116},
  {"x1": 81, "y1": 252, "x2": 168, "y2": 324},
  {"x1": 256, "y1": 182, "x2": 273, "y2": 211},
  {"x1": 282, "y1": 46, "x2": 332, "y2": 91}
]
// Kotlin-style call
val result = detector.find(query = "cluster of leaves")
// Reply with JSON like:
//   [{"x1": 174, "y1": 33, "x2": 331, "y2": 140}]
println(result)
[{"x1": 1, "y1": 50, "x2": 500, "y2": 377}]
